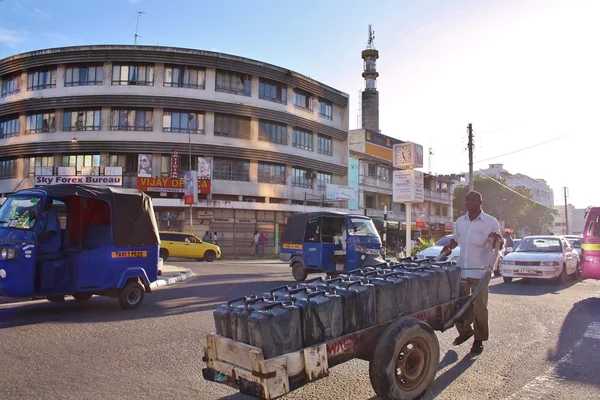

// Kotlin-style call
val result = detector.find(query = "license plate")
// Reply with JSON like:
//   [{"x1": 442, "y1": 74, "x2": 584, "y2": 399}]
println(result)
[
  {"x1": 365, "y1": 248, "x2": 380, "y2": 255},
  {"x1": 516, "y1": 269, "x2": 538, "y2": 274}
]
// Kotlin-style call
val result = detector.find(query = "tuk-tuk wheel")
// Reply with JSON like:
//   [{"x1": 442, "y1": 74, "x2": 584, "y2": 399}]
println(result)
[
  {"x1": 73, "y1": 293, "x2": 93, "y2": 302},
  {"x1": 291, "y1": 262, "x2": 308, "y2": 281},
  {"x1": 369, "y1": 317, "x2": 439, "y2": 400},
  {"x1": 119, "y1": 280, "x2": 145, "y2": 310}
]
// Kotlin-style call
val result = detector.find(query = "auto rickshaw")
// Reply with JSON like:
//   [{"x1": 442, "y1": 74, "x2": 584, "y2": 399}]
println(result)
[
  {"x1": 0, "y1": 184, "x2": 161, "y2": 309},
  {"x1": 280, "y1": 211, "x2": 384, "y2": 281}
]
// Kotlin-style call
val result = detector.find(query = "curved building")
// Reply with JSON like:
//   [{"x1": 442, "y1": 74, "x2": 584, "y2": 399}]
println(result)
[{"x1": 0, "y1": 45, "x2": 350, "y2": 255}]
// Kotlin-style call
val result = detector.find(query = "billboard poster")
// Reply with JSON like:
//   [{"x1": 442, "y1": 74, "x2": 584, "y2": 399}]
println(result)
[
  {"x1": 184, "y1": 170, "x2": 199, "y2": 205},
  {"x1": 138, "y1": 154, "x2": 152, "y2": 177},
  {"x1": 170, "y1": 151, "x2": 180, "y2": 178},
  {"x1": 198, "y1": 157, "x2": 212, "y2": 179},
  {"x1": 137, "y1": 177, "x2": 210, "y2": 194},
  {"x1": 393, "y1": 169, "x2": 424, "y2": 203}
]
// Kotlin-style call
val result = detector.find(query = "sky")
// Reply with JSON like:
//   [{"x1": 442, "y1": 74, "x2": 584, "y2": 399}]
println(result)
[{"x1": 1, "y1": 0, "x2": 599, "y2": 209}]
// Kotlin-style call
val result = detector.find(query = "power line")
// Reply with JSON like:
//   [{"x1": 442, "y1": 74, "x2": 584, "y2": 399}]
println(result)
[
  {"x1": 476, "y1": 169, "x2": 557, "y2": 211},
  {"x1": 473, "y1": 135, "x2": 568, "y2": 164},
  {"x1": 110, "y1": 12, "x2": 139, "y2": 42}
]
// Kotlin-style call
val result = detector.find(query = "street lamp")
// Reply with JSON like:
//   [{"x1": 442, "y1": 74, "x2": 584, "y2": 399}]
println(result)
[{"x1": 500, "y1": 198, "x2": 507, "y2": 228}]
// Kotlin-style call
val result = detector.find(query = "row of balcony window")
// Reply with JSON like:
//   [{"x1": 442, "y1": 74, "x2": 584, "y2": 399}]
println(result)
[
  {"x1": 0, "y1": 109, "x2": 334, "y2": 156},
  {"x1": 0, "y1": 155, "x2": 333, "y2": 189},
  {"x1": 0, "y1": 64, "x2": 334, "y2": 120}
]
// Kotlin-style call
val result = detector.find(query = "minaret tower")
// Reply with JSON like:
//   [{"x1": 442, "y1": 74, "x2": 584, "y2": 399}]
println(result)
[{"x1": 361, "y1": 25, "x2": 379, "y2": 131}]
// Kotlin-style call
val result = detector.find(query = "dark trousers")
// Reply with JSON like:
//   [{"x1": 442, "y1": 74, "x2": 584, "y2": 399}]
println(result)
[{"x1": 455, "y1": 278, "x2": 490, "y2": 341}]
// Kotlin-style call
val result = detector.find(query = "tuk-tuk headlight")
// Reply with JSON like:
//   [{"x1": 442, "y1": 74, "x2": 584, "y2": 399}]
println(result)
[
  {"x1": 0, "y1": 247, "x2": 17, "y2": 260},
  {"x1": 355, "y1": 245, "x2": 365, "y2": 253}
]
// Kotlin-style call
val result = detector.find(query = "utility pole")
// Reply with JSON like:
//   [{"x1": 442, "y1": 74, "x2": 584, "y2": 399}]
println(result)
[
  {"x1": 468, "y1": 123, "x2": 474, "y2": 192},
  {"x1": 383, "y1": 204, "x2": 387, "y2": 260},
  {"x1": 563, "y1": 187, "x2": 569, "y2": 235},
  {"x1": 134, "y1": 11, "x2": 145, "y2": 45}
]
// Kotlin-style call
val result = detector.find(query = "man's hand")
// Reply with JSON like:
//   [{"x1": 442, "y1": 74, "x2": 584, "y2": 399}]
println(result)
[
  {"x1": 488, "y1": 232, "x2": 504, "y2": 248},
  {"x1": 441, "y1": 238, "x2": 458, "y2": 255}
]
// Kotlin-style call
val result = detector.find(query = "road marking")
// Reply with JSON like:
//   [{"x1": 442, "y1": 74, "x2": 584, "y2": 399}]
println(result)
[{"x1": 504, "y1": 321, "x2": 598, "y2": 399}]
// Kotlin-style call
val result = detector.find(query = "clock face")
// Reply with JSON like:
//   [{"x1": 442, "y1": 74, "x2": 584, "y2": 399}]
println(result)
[{"x1": 400, "y1": 147, "x2": 411, "y2": 163}]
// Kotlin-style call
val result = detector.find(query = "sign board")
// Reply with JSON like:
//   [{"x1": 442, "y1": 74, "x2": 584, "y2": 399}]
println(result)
[
  {"x1": 393, "y1": 142, "x2": 424, "y2": 169},
  {"x1": 35, "y1": 175, "x2": 123, "y2": 187},
  {"x1": 136, "y1": 177, "x2": 211, "y2": 194},
  {"x1": 393, "y1": 169, "x2": 424, "y2": 203},
  {"x1": 170, "y1": 151, "x2": 180, "y2": 178},
  {"x1": 325, "y1": 184, "x2": 358, "y2": 201},
  {"x1": 104, "y1": 166, "x2": 123, "y2": 176},
  {"x1": 416, "y1": 207, "x2": 426, "y2": 222},
  {"x1": 197, "y1": 210, "x2": 214, "y2": 219},
  {"x1": 183, "y1": 170, "x2": 198, "y2": 205}
]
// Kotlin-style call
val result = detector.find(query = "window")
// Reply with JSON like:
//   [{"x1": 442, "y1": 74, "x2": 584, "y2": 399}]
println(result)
[
  {"x1": 259, "y1": 79, "x2": 287, "y2": 104},
  {"x1": 111, "y1": 64, "x2": 154, "y2": 86},
  {"x1": 292, "y1": 167, "x2": 311, "y2": 188},
  {"x1": 1, "y1": 72, "x2": 21, "y2": 97},
  {"x1": 65, "y1": 65, "x2": 103, "y2": 86},
  {"x1": 26, "y1": 112, "x2": 55, "y2": 134},
  {"x1": 213, "y1": 158, "x2": 250, "y2": 181},
  {"x1": 163, "y1": 111, "x2": 205, "y2": 134},
  {"x1": 108, "y1": 154, "x2": 137, "y2": 174},
  {"x1": 214, "y1": 114, "x2": 251, "y2": 139},
  {"x1": 24, "y1": 156, "x2": 54, "y2": 177},
  {"x1": 316, "y1": 172, "x2": 332, "y2": 190},
  {"x1": 365, "y1": 194, "x2": 375, "y2": 209},
  {"x1": 293, "y1": 89, "x2": 313, "y2": 110},
  {"x1": 0, "y1": 159, "x2": 17, "y2": 179},
  {"x1": 258, "y1": 120, "x2": 287, "y2": 145},
  {"x1": 161, "y1": 155, "x2": 171, "y2": 178},
  {"x1": 63, "y1": 110, "x2": 102, "y2": 131},
  {"x1": 292, "y1": 128, "x2": 313, "y2": 151},
  {"x1": 27, "y1": 68, "x2": 57, "y2": 90},
  {"x1": 110, "y1": 109, "x2": 153, "y2": 131},
  {"x1": 258, "y1": 162, "x2": 286, "y2": 184},
  {"x1": 377, "y1": 166, "x2": 390, "y2": 181},
  {"x1": 60, "y1": 154, "x2": 101, "y2": 175},
  {"x1": 215, "y1": 69, "x2": 251, "y2": 96},
  {"x1": 318, "y1": 98, "x2": 333, "y2": 119},
  {"x1": 0, "y1": 115, "x2": 19, "y2": 138},
  {"x1": 164, "y1": 66, "x2": 205, "y2": 89},
  {"x1": 367, "y1": 164, "x2": 376, "y2": 177},
  {"x1": 317, "y1": 134, "x2": 332, "y2": 156}
]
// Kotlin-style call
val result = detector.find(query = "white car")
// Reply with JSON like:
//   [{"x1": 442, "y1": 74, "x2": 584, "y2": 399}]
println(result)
[
  {"x1": 563, "y1": 235, "x2": 582, "y2": 257},
  {"x1": 500, "y1": 235, "x2": 580, "y2": 283},
  {"x1": 416, "y1": 235, "x2": 461, "y2": 263}
]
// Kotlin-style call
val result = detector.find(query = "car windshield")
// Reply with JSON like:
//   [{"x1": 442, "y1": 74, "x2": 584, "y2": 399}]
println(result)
[
  {"x1": 515, "y1": 237, "x2": 562, "y2": 253},
  {"x1": 0, "y1": 195, "x2": 42, "y2": 230},
  {"x1": 348, "y1": 217, "x2": 379, "y2": 237},
  {"x1": 435, "y1": 236, "x2": 452, "y2": 247}
]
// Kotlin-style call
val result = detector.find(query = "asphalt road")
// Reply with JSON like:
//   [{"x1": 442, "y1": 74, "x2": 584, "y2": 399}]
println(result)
[{"x1": 1, "y1": 259, "x2": 599, "y2": 400}]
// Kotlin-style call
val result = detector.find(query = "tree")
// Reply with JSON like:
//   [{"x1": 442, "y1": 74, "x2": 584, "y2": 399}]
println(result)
[{"x1": 452, "y1": 176, "x2": 556, "y2": 235}]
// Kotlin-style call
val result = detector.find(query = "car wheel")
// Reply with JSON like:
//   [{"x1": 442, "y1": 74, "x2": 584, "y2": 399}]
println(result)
[
  {"x1": 159, "y1": 249, "x2": 169, "y2": 261},
  {"x1": 558, "y1": 264, "x2": 568, "y2": 284},
  {"x1": 204, "y1": 251, "x2": 216, "y2": 262},
  {"x1": 503, "y1": 277, "x2": 513, "y2": 284}
]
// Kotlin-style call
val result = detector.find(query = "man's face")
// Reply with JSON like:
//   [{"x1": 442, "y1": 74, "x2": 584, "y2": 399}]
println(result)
[{"x1": 464, "y1": 193, "x2": 482, "y2": 212}]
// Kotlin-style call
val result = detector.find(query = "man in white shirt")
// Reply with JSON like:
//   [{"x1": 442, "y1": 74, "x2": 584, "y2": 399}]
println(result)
[{"x1": 441, "y1": 191, "x2": 502, "y2": 354}]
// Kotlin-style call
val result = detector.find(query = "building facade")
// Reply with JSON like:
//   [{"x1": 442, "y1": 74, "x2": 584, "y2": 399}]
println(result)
[
  {"x1": 553, "y1": 204, "x2": 585, "y2": 235},
  {"x1": 0, "y1": 45, "x2": 350, "y2": 255}
]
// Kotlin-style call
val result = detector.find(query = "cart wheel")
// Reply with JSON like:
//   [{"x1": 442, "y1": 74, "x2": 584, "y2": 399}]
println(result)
[
  {"x1": 369, "y1": 317, "x2": 440, "y2": 400},
  {"x1": 46, "y1": 295, "x2": 65, "y2": 303},
  {"x1": 72, "y1": 293, "x2": 93, "y2": 302},
  {"x1": 291, "y1": 262, "x2": 308, "y2": 282},
  {"x1": 119, "y1": 280, "x2": 145, "y2": 310}
]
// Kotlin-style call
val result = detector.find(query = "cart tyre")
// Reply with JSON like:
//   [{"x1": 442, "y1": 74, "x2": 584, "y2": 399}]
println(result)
[
  {"x1": 119, "y1": 280, "x2": 145, "y2": 310},
  {"x1": 291, "y1": 262, "x2": 308, "y2": 281},
  {"x1": 369, "y1": 317, "x2": 440, "y2": 400},
  {"x1": 73, "y1": 293, "x2": 93, "y2": 302}
]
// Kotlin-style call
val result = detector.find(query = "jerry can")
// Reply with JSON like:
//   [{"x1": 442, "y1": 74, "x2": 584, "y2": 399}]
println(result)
[
  {"x1": 230, "y1": 297, "x2": 275, "y2": 344},
  {"x1": 247, "y1": 301, "x2": 303, "y2": 359},
  {"x1": 367, "y1": 271, "x2": 411, "y2": 324},
  {"x1": 291, "y1": 289, "x2": 344, "y2": 347},
  {"x1": 213, "y1": 295, "x2": 257, "y2": 338},
  {"x1": 329, "y1": 279, "x2": 376, "y2": 334}
]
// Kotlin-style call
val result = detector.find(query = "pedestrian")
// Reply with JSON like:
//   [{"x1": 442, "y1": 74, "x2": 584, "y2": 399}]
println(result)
[
  {"x1": 258, "y1": 233, "x2": 267, "y2": 258},
  {"x1": 252, "y1": 230, "x2": 259, "y2": 257},
  {"x1": 503, "y1": 231, "x2": 514, "y2": 254},
  {"x1": 213, "y1": 232, "x2": 218, "y2": 246},
  {"x1": 203, "y1": 231, "x2": 212, "y2": 243},
  {"x1": 440, "y1": 190, "x2": 503, "y2": 355}
]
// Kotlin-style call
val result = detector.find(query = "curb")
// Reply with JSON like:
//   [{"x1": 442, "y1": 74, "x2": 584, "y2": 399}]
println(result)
[
  {"x1": 0, "y1": 269, "x2": 193, "y2": 305},
  {"x1": 150, "y1": 269, "x2": 194, "y2": 289}
]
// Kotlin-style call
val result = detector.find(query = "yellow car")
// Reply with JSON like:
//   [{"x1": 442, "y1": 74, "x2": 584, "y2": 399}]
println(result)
[{"x1": 159, "y1": 231, "x2": 221, "y2": 262}]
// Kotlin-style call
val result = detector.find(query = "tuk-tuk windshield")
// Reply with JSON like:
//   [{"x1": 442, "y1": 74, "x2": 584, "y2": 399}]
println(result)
[
  {"x1": 348, "y1": 217, "x2": 379, "y2": 237},
  {"x1": 0, "y1": 195, "x2": 42, "y2": 230}
]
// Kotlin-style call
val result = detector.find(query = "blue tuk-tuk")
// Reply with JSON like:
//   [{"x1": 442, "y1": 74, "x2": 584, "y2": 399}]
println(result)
[
  {"x1": 280, "y1": 212, "x2": 384, "y2": 281},
  {"x1": 0, "y1": 184, "x2": 161, "y2": 309}
]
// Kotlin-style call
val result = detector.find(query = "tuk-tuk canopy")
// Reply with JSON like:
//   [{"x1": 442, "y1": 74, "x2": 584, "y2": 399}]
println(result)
[
  {"x1": 282, "y1": 211, "x2": 366, "y2": 244},
  {"x1": 13, "y1": 184, "x2": 160, "y2": 247}
]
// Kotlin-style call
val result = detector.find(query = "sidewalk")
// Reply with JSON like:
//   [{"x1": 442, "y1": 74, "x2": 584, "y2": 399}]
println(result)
[{"x1": 0, "y1": 264, "x2": 193, "y2": 305}]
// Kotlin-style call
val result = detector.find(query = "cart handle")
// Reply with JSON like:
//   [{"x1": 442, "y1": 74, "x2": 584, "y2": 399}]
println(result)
[
  {"x1": 268, "y1": 285, "x2": 293, "y2": 295},
  {"x1": 260, "y1": 301, "x2": 285, "y2": 311},
  {"x1": 288, "y1": 287, "x2": 309, "y2": 295},
  {"x1": 226, "y1": 295, "x2": 257, "y2": 306},
  {"x1": 244, "y1": 297, "x2": 268, "y2": 308}
]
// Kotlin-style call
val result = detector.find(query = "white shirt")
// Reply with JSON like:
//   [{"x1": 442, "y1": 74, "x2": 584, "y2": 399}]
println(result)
[{"x1": 452, "y1": 210, "x2": 500, "y2": 279}]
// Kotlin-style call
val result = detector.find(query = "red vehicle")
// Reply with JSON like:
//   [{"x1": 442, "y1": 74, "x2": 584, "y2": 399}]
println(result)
[{"x1": 581, "y1": 207, "x2": 600, "y2": 279}]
